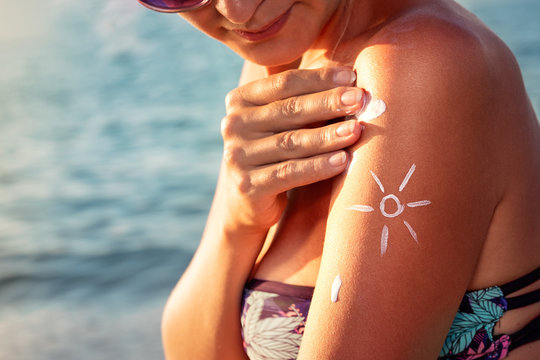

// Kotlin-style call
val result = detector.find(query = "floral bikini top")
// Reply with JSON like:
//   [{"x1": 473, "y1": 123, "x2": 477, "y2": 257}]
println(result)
[{"x1": 241, "y1": 266, "x2": 540, "y2": 360}]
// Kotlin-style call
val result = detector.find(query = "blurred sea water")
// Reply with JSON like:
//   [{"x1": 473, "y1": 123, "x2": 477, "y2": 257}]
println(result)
[{"x1": 0, "y1": 0, "x2": 538, "y2": 359}]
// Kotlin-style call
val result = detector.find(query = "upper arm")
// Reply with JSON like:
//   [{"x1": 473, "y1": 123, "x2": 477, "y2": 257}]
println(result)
[{"x1": 297, "y1": 22, "x2": 502, "y2": 359}]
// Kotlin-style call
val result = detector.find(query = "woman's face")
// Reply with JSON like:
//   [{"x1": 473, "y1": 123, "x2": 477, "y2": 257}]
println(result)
[{"x1": 179, "y1": 0, "x2": 344, "y2": 66}]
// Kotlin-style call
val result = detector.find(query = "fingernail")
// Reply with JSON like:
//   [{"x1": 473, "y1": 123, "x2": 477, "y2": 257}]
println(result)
[
  {"x1": 341, "y1": 89, "x2": 363, "y2": 106},
  {"x1": 333, "y1": 69, "x2": 356, "y2": 85},
  {"x1": 329, "y1": 152, "x2": 347, "y2": 166},
  {"x1": 336, "y1": 121, "x2": 356, "y2": 136}
]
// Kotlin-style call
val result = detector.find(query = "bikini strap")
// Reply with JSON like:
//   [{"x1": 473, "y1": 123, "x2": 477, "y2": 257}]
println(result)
[
  {"x1": 506, "y1": 288, "x2": 540, "y2": 310},
  {"x1": 245, "y1": 279, "x2": 314, "y2": 299},
  {"x1": 499, "y1": 266, "x2": 540, "y2": 295},
  {"x1": 508, "y1": 315, "x2": 540, "y2": 351}
]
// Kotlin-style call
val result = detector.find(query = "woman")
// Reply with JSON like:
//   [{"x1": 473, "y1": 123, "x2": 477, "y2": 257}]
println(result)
[{"x1": 138, "y1": 0, "x2": 540, "y2": 359}]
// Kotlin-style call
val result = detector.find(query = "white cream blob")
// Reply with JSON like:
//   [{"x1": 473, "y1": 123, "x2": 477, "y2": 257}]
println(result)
[
  {"x1": 355, "y1": 92, "x2": 387, "y2": 122},
  {"x1": 331, "y1": 274, "x2": 342, "y2": 303}
]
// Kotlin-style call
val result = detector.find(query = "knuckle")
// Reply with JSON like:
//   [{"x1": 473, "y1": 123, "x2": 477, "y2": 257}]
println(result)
[
  {"x1": 281, "y1": 97, "x2": 301, "y2": 117},
  {"x1": 318, "y1": 92, "x2": 332, "y2": 112},
  {"x1": 220, "y1": 114, "x2": 242, "y2": 138},
  {"x1": 321, "y1": 127, "x2": 333, "y2": 145},
  {"x1": 320, "y1": 67, "x2": 334, "y2": 82},
  {"x1": 223, "y1": 144, "x2": 244, "y2": 166},
  {"x1": 225, "y1": 89, "x2": 241, "y2": 110},
  {"x1": 277, "y1": 131, "x2": 300, "y2": 153},
  {"x1": 328, "y1": 89, "x2": 343, "y2": 111},
  {"x1": 236, "y1": 173, "x2": 253, "y2": 195},
  {"x1": 311, "y1": 157, "x2": 324, "y2": 174},
  {"x1": 272, "y1": 72, "x2": 288, "y2": 91},
  {"x1": 272, "y1": 70, "x2": 296, "y2": 91},
  {"x1": 273, "y1": 162, "x2": 296, "y2": 182}
]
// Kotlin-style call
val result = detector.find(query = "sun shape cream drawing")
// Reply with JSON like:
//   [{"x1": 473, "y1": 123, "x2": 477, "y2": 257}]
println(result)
[
  {"x1": 331, "y1": 274, "x2": 342, "y2": 303},
  {"x1": 347, "y1": 164, "x2": 431, "y2": 256},
  {"x1": 354, "y1": 92, "x2": 387, "y2": 122}
]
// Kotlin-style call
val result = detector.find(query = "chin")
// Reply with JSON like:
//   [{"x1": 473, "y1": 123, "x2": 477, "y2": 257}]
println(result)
[{"x1": 241, "y1": 49, "x2": 303, "y2": 67}]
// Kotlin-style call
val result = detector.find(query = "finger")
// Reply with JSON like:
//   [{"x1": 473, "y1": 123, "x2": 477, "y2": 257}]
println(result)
[
  {"x1": 226, "y1": 67, "x2": 357, "y2": 108},
  {"x1": 244, "y1": 151, "x2": 350, "y2": 196},
  {"x1": 241, "y1": 120, "x2": 362, "y2": 166},
  {"x1": 247, "y1": 86, "x2": 365, "y2": 133}
]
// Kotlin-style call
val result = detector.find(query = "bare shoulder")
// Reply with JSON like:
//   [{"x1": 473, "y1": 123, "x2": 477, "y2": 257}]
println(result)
[
  {"x1": 359, "y1": 1, "x2": 516, "y2": 67},
  {"x1": 347, "y1": 1, "x2": 537, "y2": 191},
  {"x1": 353, "y1": 1, "x2": 521, "y2": 113},
  {"x1": 343, "y1": 1, "x2": 540, "y2": 282},
  {"x1": 344, "y1": 5, "x2": 506, "y2": 193}
]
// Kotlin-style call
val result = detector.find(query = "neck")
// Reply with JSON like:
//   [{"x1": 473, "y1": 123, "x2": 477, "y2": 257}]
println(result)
[
  {"x1": 263, "y1": 0, "x2": 432, "y2": 74},
  {"x1": 297, "y1": 0, "x2": 379, "y2": 70},
  {"x1": 264, "y1": 0, "x2": 364, "y2": 75},
  {"x1": 265, "y1": 58, "x2": 302, "y2": 76}
]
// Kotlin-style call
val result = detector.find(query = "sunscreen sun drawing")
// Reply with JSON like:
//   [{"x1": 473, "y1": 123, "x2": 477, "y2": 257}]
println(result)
[{"x1": 348, "y1": 164, "x2": 431, "y2": 256}]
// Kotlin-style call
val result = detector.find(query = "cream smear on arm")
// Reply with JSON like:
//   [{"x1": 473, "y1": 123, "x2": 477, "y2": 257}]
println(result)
[
  {"x1": 355, "y1": 91, "x2": 387, "y2": 122},
  {"x1": 346, "y1": 92, "x2": 387, "y2": 174}
]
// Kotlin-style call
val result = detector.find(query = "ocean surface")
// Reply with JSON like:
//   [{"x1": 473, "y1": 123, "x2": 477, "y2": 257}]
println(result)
[{"x1": 0, "y1": 1, "x2": 538, "y2": 359}]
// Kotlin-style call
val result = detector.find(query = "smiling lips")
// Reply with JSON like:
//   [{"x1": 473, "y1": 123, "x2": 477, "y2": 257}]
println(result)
[{"x1": 233, "y1": 8, "x2": 292, "y2": 42}]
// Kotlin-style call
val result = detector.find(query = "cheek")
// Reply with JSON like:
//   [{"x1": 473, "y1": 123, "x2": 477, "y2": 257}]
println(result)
[
  {"x1": 226, "y1": 11, "x2": 323, "y2": 65},
  {"x1": 179, "y1": 11, "x2": 225, "y2": 40},
  {"x1": 234, "y1": 35, "x2": 319, "y2": 66}
]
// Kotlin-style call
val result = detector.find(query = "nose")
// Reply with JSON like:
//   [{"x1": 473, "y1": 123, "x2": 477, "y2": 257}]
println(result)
[{"x1": 214, "y1": 0, "x2": 262, "y2": 24}]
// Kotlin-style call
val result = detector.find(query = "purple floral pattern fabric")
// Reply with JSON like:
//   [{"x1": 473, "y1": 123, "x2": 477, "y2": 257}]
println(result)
[
  {"x1": 241, "y1": 288, "x2": 310, "y2": 360},
  {"x1": 241, "y1": 282, "x2": 513, "y2": 360}
]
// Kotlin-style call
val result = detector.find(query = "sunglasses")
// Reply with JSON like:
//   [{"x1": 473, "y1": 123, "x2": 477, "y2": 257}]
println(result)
[{"x1": 138, "y1": 0, "x2": 212, "y2": 13}]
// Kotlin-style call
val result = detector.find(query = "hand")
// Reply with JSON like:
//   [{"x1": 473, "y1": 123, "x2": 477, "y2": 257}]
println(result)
[{"x1": 217, "y1": 67, "x2": 365, "y2": 234}]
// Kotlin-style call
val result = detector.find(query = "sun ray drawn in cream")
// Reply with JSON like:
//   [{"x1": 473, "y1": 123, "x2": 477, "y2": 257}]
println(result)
[
  {"x1": 407, "y1": 200, "x2": 431, "y2": 208},
  {"x1": 399, "y1": 163, "x2": 416, "y2": 192},
  {"x1": 381, "y1": 225, "x2": 389, "y2": 256},
  {"x1": 347, "y1": 164, "x2": 431, "y2": 255},
  {"x1": 370, "y1": 170, "x2": 385, "y2": 193},
  {"x1": 348, "y1": 205, "x2": 374, "y2": 212},
  {"x1": 403, "y1": 220, "x2": 418, "y2": 243}
]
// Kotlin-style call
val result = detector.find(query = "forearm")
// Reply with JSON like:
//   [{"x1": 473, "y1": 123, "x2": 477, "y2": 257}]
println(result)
[
  {"x1": 161, "y1": 66, "x2": 362, "y2": 358},
  {"x1": 162, "y1": 172, "x2": 267, "y2": 360}
]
